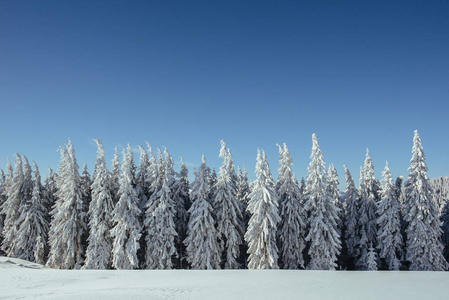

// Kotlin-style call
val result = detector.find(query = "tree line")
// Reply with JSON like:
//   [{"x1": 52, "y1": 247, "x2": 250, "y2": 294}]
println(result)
[{"x1": 0, "y1": 130, "x2": 448, "y2": 271}]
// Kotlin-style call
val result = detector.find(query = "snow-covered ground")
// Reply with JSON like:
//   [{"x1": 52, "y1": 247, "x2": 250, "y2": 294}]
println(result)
[{"x1": 1, "y1": 256, "x2": 448, "y2": 300}]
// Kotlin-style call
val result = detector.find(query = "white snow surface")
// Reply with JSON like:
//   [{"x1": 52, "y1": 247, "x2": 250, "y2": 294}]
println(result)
[{"x1": 1, "y1": 256, "x2": 448, "y2": 300}]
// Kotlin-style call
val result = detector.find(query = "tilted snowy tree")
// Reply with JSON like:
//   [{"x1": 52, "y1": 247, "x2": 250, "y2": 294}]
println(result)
[
  {"x1": 304, "y1": 134, "x2": 341, "y2": 270},
  {"x1": 110, "y1": 147, "x2": 121, "y2": 204},
  {"x1": 144, "y1": 148, "x2": 177, "y2": 269},
  {"x1": 403, "y1": 130, "x2": 448, "y2": 271},
  {"x1": 277, "y1": 143, "x2": 307, "y2": 269},
  {"x1": 184, "y1": 155, "x2": 221, "y2": 269},
  {"x1": 376, "y1": 161, "x2": 402, "y2": 270},
  {"x1": 84, "y1": 139, "x2": 115, "y2": 269},
  {"x1": 356, "y1": 149, "x2": 379, "y2": 270},
  {"x1": 171, "y1": 156, "x2": 190, "y2": 268},
  {"x1": 343, "y1": 165, "x2": 360, "y2": 260},
  {"x1": 213, "y1": 140, "x2": 244, "y2": 269},
  {"x1": 1, "y1": 154, "x2": 24, "y2": 257},
  {"x1": 111, "y1": 148, "x2": 142, "y2": 270},
  {"x1": 46, "y1": 141, "x2": 87, "y2": 269},
  {"x1": 15, "y1": 162, "x2": 49, "y2": 263},
  {"x1": 245, "y1": 149, "x2": 280, "y2": 269}
]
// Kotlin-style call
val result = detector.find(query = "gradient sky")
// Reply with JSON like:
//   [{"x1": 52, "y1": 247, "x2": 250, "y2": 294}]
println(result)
[{"x1": 1, "y1": 0, "x2": 448, "y2": 185}]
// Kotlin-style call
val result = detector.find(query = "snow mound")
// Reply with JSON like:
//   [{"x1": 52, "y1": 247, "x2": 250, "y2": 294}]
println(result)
[{"x1": 0, "y1": 256, "x2": 45, "y2": 269}]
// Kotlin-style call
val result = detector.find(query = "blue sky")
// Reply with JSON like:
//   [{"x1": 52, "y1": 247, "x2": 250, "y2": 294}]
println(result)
[{"x1": 1, "y1": 0, "x2": 448, "y2": 185}]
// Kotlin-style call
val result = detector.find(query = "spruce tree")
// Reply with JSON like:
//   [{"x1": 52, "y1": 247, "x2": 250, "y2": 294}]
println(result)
[
  {"x1": 440, "y1": 202, "x2": 449, "y2": 263},
  {"x1": 47, "y1": 141, "x2": 87, "y2": 269},
  {"x1": 84, "y1": 139, "x2": 115, "y2": 269},
  {"x1": 213, "y1": 140, "x2": 244, "y2": 269},
  {"x1": 277, "y1": 143, "x2": 306, "y2": 269},
  {"x1": 209, "y1": 168, "x2": 217, "y2": 205},
  {"x1": 184, "y1": 155, "x2": 221, "y2": 269},
  {"x1": 111, "y1": 147, "x2": 121, "y2": 204},
  {"x1": 15, "y1": 162, "x2": 49, "y2": 263},
  {"x1": 236, "y1": 167, "x2": 250, "y2": 225},
  {"x1": 304, "y1": 134, "x2": 341, "y2": 270},
  {"x1": 1, "y1": 154, "x2": 24, "y2": 257},
  {"x1": 356, "y1": 149, "x2": 379, "y2": 269},
  {"x1": 0, "y1": 169, "x2": 6, "y2": 243},
  {"x1": 171, "y1": 156, "x2": 190, "y2": 268},
  {"x1": 367, "y1": 244, "x2": 378, "y2": 271},
  {"x1": 377, "y1": 161, "x2": 402, "y2": 270},
  {"x1": 111, "y1": 148, "x2": 142, "y2": 270},
  {"x1": 136, "y1": 145, "x2": 150, "y2": 210},
  {"x1": 343, "y1": 165, "x2": 360, "y2": 261},
  {"x1": 21, "y1": 156, "x2": 33, "y2": 207},
  {"x1": 245, "y1": 150, "x2": 280, "y2": 269},
  {"x1": 43, "y1": 168, "x2": 58, "y2": 223},
  {"x1": 404, "y1": 130, "x2": 448, "y2": 271},
  {"x1": 144, "y1": 148, "x2": 177, "y2": 269},
  {"x1": 327, "y1": 164, "x2": 343, "y2": 230}
]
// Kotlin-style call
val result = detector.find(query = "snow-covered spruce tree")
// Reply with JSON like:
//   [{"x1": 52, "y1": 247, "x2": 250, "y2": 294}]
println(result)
[
  {"x1": 403, "y1": 130, "x2": 448, "y2": 271},
  {"x1": 145, "y1": 143, "x2": 159, "y2": 201},
  {"x1": 43, "y1": 168, "x2": 58, "y2": 223},
  {"x1": 21, "y1": 156, "x2": 33, "y2": 207},
  {"x1": 0, "y1": 169, "x2": 6, "y2": 243},
  {"x1": 144, "y1": 148, "x2": 177, "y2": 269},
  {"x1": 1, "y1": 154, "x2": 24, "y2": 257},
  {"x1": 136, "y1": 145, "x2": 150, "y2": 210},
  {"x1": 213, "y1": 140, "x2": 244, "y2": 269},
  {"x1": 111, "y1": 148, "x2": 142, "y2": 270},
  {"x1": 440, "y1": 202, "x2": 449, "y2": 262},
  {"x1": 327, "y1": 164, "x2": 343, "y2": 229},
  {"x1": 304, "y1": 134, "x2": 341, "y2": 270},
  {"x1": 245, "y1": 149, "x2": 280, "y2": 269},
  {"x1": 343, "y1": 165, "x2": 360, "y2": 262},
  {"x1": 15, "y1": 162, "x2": 49, "y2": 263},
  {"x1": 277, "y1": 143, "x2": 306, "y2": 269},
  {"x1": 83, "y1": 139, "x2": 115, "y2": 269},
  {"x1": 184, "y1": 155, "x2": 221, "y2": 269},
  {"x1": 356, "y1": 149, "x2": 379, "y2": 270},
  {"x1": 47, "y1": 141, "x2": 87, "y2": 269},
  {"x1": 208, "y1": 168, "x2": 217, "y2": 205},
  {"x1": 367, "y1": 244, "x2": 378, "y2": 271},
  {"x1": 376, "y1": 161, "x2": 402, "y2": 270},
  {"x1": 237, "y1": 167, "x2": 251, "y2": 226},
  {"x1": 171, "y1": 156, "x2": 190, "y2": 269},
  {"x1": 79, "y1": 163, "x2": 92, "y2": 253},
  {"x1": 80, "y1": 163, "x2": 92, "y2": 209},
  {"x1": 111, "y1": 147, "x2": 121, "y2": 204},
  {"x1": 236, "y1": 166, "x2": 251, "y2": 266}
]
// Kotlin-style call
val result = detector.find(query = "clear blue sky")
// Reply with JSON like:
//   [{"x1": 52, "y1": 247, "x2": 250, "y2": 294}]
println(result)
[{"x1": 1, "y1": 0, "x2": 448, "y2": 185}]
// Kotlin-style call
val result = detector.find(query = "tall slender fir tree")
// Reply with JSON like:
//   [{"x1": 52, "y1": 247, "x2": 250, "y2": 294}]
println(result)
[
  {"x1": 245, "y1": 150, "x2": 280, "y2": 269},
  {"x1": 184, "y1": 155, "x2": 221, "y2": 269},
  {"x1": 84, "y1": 139, "x2": 115, "y2": 269},
  {"x1": 277, "y1": 143, "x2": 306, "y2": 269},
  {"x1": 304, "y1": 134, "x2": 341, "y2": 270},
  {"x1": 46, "y1": 141, "x2": 87, "y2": 269},
  {"x1": 111, "y1": 147, "x2": 142, "y2": 270},
  {"x1": 404, "y1": 130, "x2": 448, "y2": 271}
]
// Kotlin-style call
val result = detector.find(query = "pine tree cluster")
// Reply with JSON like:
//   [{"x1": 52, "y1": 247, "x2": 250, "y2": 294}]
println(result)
[{"x1": 0, "y1": 131, "x2": 448, "y2": 271}]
